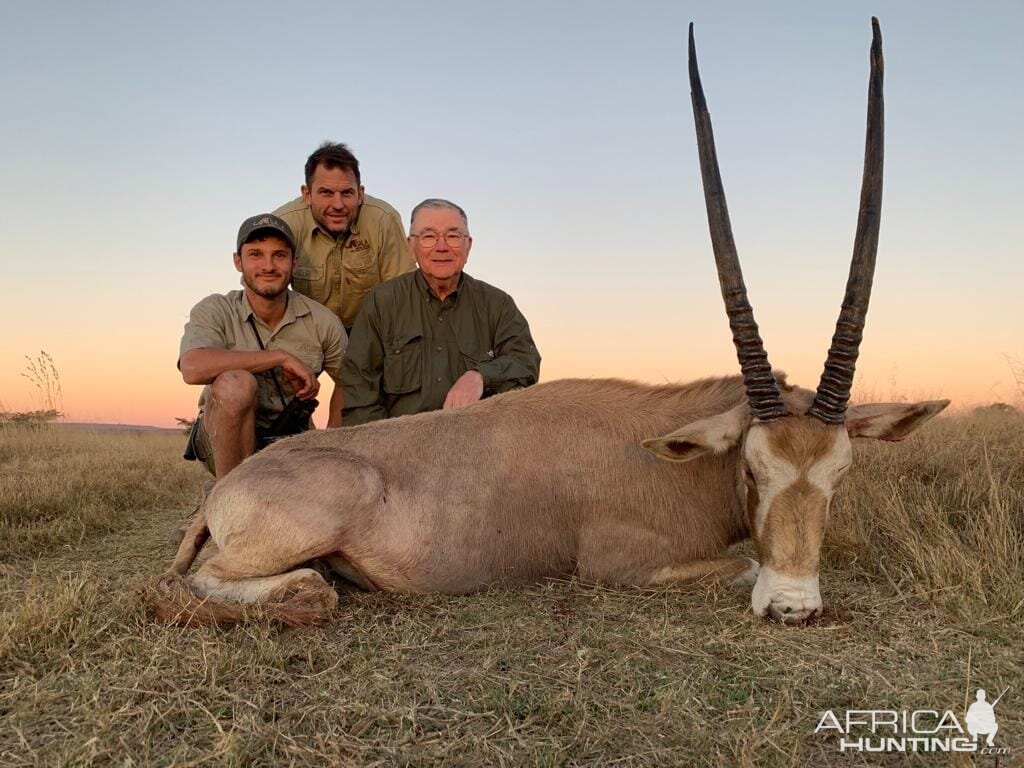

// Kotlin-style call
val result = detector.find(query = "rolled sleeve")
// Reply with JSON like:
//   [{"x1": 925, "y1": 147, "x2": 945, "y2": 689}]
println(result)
[
  {"x1": 321, "y1": 320, "x2": 348, "y2": 385},
  {"x1": 179, "y1": 295, "x2": 230, "y2": 364},
  {"x1": 473, "y1": 295, "x2": 541, "y2": 393}
]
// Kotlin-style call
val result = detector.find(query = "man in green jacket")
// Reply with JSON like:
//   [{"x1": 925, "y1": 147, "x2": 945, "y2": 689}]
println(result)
[{"x1": 341, "y1": 198, "x2": 540, "y2": 425}]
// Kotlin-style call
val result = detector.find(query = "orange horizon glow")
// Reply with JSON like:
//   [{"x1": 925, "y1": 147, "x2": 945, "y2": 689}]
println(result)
[
  {"x1": 2, "y1": 334, "x2": 1016, "y2": 430},
  {"x1": 5, "y1": 243, "x2": 1019, "y2": 429}
]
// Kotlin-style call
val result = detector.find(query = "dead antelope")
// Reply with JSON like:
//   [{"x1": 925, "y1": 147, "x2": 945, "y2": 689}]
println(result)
[{"x1": 151, "y1": 18, "x2": 948, "y2": 626}]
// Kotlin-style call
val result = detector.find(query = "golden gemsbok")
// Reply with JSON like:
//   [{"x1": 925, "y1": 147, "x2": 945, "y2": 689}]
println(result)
[{"x1": 151, "y1": 18, "x2": 948, "y2": 626}]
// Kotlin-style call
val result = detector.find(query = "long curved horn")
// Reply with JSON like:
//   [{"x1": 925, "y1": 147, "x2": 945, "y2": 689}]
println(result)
[
  {"x1": 688, "y1": 23, "x2": 787, "y2": 421},
  {"x1": 809, "y1": 18, "x2": 885, "y2": 424}
]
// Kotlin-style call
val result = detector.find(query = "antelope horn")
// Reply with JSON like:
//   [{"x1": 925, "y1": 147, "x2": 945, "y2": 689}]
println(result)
[
  {"x1": 809, "y1": 17, "x2": 885, "y2": 424},
  {"x1": 688, "y1": 23, "x2": 787, "y2": 421}
]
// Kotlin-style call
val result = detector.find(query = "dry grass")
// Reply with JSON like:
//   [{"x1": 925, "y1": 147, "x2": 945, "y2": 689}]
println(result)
[
  {"x1": 0, "y1": 415, "x2": 1021, "y2": 766},
  {"x1": 828, "y1": 411, "x2": 1024, "y2": 624},
  {"x1": 0, "y1": 425, "x2": 206, "y2": 560}
]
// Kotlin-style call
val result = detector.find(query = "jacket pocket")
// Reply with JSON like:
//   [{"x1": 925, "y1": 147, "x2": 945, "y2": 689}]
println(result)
[
  {"x1": 455, "y1": 337, "x2": 494, "y2": 370},
  {"x1": 382, "y1": 334, "x2": 423, "y2": 395}
]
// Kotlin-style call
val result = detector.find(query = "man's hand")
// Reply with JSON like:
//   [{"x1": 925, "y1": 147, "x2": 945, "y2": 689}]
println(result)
[
  {"x1": 443, "y1": 370, "x2": 484, "y2": 410},
  {"x1": 279, "y1": 353, "x2": 319, "y2": 400}
]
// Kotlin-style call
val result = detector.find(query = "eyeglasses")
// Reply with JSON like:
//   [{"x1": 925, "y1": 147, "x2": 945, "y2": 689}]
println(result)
[{"x1": 411, "y1": 231, "x2": 467, "y2": 249}]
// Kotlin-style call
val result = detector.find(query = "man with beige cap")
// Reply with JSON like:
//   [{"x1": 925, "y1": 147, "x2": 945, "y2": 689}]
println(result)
[{"x1": 179, "y1": 214, "x2": 346, "y2": 478}]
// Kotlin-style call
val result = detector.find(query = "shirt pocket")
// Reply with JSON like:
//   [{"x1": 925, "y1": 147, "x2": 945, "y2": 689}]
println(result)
[
  {"x1": 382, "y1": 333, "x2": 423, "y2": 395},
  {"x1": 292, "y1": 264, "x2": 325, "y2": 298},
  {"x1": 343, "y1": 255, "x2": 377, "y2": 302},
  {"x1": 343, "y1": 245, "x2": 376, "y2": 272},
  {"x1": 288, "y1": 341, "x2": 324, "y2": 376}
]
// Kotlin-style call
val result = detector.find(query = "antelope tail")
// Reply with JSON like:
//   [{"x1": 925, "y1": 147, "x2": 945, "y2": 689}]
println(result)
[
  {"x1": 145, "y1": 505, "x2": 244, "y2": 626},
  {"x1": 145, "y1": 573, "x2": 254, "y2": 627}
]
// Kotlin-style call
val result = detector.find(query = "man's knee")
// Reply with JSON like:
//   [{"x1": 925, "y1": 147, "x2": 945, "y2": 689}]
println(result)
[{"x1": 209, "y1": 370, "x2": 259, "y2": 414}]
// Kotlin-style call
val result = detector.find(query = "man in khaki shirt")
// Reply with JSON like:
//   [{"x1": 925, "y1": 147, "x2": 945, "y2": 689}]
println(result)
[
  {"x1": 179, "y1": 214, "x2": 347, "y2": 477},
  {"x1": 274, "y1": 142, "x2": 414, "y2": 333}
]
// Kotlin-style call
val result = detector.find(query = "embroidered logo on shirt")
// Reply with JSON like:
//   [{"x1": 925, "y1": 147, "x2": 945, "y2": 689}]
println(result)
[{"x1": 347, "y1": 238, "x2": 370, "y2": 251}]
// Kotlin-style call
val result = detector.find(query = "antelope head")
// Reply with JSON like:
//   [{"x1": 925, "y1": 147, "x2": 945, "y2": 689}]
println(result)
[{"x1": 643, "y1": 19, "x2": 949, "y2": 623}]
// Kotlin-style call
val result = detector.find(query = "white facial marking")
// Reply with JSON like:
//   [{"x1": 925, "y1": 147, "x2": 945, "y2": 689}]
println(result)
[
  {"x1": 744, "y1": 427, "x2": 798, "y2": 538},
  {"x1": 751, "y1": 565, "x2": 822, "y2": 622},
  {"x1": 806, "y1": 433, "x2": 852, "y2": 498}
]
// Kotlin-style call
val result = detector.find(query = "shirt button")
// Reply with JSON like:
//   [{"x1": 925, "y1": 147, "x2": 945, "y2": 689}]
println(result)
[
  {"x1": 436, "y1": 377, "x2": 442, "y2": 383},
  {"x1": 436, "y1": 346, "x2": 442, "y2": 352}
]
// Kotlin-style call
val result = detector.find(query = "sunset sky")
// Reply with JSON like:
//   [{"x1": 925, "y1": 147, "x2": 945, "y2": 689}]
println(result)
[{"x1": 2, "y1": 1, "x2": 1021, "y2": 427}]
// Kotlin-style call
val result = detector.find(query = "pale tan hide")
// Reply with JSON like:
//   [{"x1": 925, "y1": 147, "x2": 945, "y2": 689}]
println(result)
[{"x1": 151, "y1": 374, "x2": 948, "y2": 626}]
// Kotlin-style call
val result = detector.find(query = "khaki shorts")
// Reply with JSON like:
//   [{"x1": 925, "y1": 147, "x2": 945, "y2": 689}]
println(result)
[
  {"x1": 184, "y1": 415, "x2": 218, "y2": 476},
  {"x1": 183, "y1": 413, "x2": 311, "y2": 476}
]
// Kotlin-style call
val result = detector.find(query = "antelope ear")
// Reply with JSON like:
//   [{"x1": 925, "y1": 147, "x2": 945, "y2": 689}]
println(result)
[
  {"x1": 642, "y1": 403, "x2": 748, "y2": 463},
  {"x1": 845, "y1": 400, "x2": 950, "y2": 441}
]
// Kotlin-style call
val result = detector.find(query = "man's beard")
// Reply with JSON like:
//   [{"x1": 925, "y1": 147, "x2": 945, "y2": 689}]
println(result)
[
  {"x1": 243, "y1": 273, "x2": 288, "y2": 300},
  {"x1": 317, "y1": 216, "x2": 348, "y2": 238}
]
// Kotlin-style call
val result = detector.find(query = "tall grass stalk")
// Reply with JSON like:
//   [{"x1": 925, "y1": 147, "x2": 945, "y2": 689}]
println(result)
[{"x1": 19, "y1": 350, "x2": 63, "y2": 414}]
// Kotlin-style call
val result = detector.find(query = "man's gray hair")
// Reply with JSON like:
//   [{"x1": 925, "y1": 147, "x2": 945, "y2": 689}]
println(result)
[{"x1": 410, "y1": 198, "x2": 469, "y2": 231}]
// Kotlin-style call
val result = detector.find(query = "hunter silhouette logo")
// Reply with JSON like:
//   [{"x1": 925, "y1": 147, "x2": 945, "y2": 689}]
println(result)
[
  {"x1": 966, "y1": 688, "x2": 1006, "y2": 747},
  {"x1": 815, "y1": 686, "x2": 1011, "y2": 755}
]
